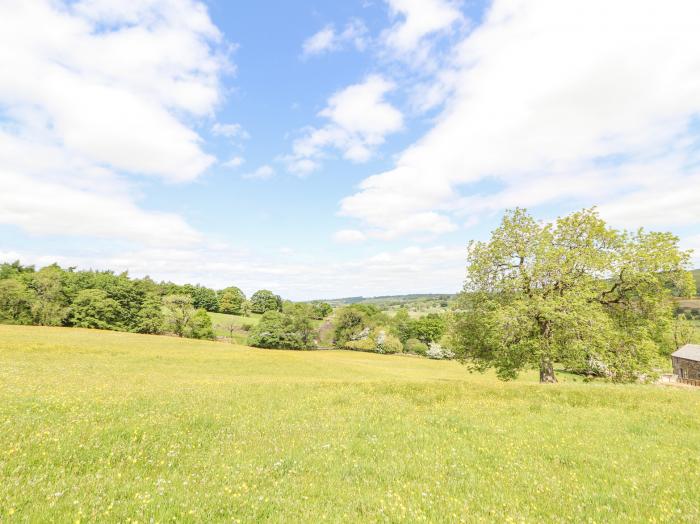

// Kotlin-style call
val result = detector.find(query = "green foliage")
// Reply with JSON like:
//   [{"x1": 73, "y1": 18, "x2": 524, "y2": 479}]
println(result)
[
  {"x1": 391, "y1": 307, "x2": 413, "y2": 342},
  {"x1": 162, "y1": 294, "x2": 195, "y2": 338},
  {"x1": 449, "y1": 208, "x2": 695, "y2": 383},
  {"x1": 250, "y1": 289, "x2": 282, "y2": 314},
  {"x1": 0, "y1": 278, "x2": 33, "y2": 324},
  {"x1": 310, "y1": 302, "x2": 333, "y2": 319},
  {"x1": 343, "y1": 327, "x2": 402, "y2": 354},
  {"x1": 183, "y1": 284, "x2": 219, "y2": 312},
  {"x1": 189, "y1": 309, "x2": 215, "y2": 340},
  {"x1": 374, "y1": 330, "x2": 403, "y2": 354},
  {"x1": 27, "y1": 265, "x2": 69, "y2": 326},
  {"x1": 333, "y1": 307, "x2": 370, "y2": 347},
  {"x1": 248, "y1": 309, "x2": 316, "y2": 350},
  {"x1": 404, "y1": 338, "x2": 428, "y2": 355},
  {"x1": 345, "y1": 337, "x2": 376, "y2": 351},
  {"x1": 0, "y1": 261, "x2": 259, "y2": 338},
  {"x1": 218, "y1": 286, "x2": 246, "y2": 315},
  {"x1": 69, "y1": 289, "x2": 123, "y2": 330},
  {"x1": 134, "y1": 294, "x2": 165, "y2": 335},
  {"x1": 411, "y1": 313, "x2": 446, "y2": 344}
]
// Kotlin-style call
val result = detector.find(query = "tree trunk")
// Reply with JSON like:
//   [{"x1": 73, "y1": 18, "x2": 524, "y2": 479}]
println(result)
[{"x1": 539, "y1": 357, "x2": 557, "y2": 383}]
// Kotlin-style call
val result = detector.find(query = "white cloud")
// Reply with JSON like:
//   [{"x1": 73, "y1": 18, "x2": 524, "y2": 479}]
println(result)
[
  {"x1": 0, "y1": 170, "x2": 201, "y2": 246},
  {"x1": 302, "y1": 19, "x2": 368, "y2": 58},
  {"x1": 341, "y1": 0, "x2": 700, "y2": 238},
  {"x1": 212, "y1": 122, "x2": 250, "y2": 140},
  {"x1": 222, "y1": 156, "x2": 245, "y2": 168},
  {"x1": 285, "y1": 75, "x2": 403, "y2": 174},
  {"x1": 242, "y1": 165, "x2": 275, "y2": 180},
  {"x1": 0, "y1": 244, "x2": 466, "y2": 300},
  {"x1": 0, "y1": 0, "x2": 229, "y2": 245},
  {"x1": 333, "y1": 229, "x2": 367, "y2": 243},
  {"x1": 382, "y1": 0, "x2": 463, "y2": 58}
]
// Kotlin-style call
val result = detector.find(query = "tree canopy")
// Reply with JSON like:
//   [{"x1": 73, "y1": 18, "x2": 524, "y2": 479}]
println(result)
[
  {"x1": 250, "y1": 290, "x2": 282, "y2": 314},
  {"x1": 448, "y1": 208, "x2": 695, "y2": 383}
]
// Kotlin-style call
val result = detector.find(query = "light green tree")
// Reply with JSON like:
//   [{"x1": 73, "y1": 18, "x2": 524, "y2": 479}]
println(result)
[
  {"x1": 28, "y1": 265, "x2": 68, "y2": 326},
  {"x1": 0, "y1": 278, "x2": 33, "y2": 324},
  {"x1": 189, "y1": 308, "x2": 215, "y2": 340},
  {"x1": 162, "y1": 294, "x2": 195, "y2": 337},
  {"x1": 448, "y1": 208, "x2": 695, "y2": 383},
  {"x1": 219, "y1": 287, "x2": 246, "y2": 315}
]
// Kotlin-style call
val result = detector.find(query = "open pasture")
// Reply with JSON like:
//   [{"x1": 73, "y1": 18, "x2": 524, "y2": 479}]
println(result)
[{"x1": 1, "y1": 325, "x2": 700, "y2": 522}]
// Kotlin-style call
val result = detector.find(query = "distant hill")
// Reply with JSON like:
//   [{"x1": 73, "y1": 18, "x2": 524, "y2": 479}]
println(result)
[
  {"x1": 315, "y1": 269, "x2": 700, "y2": 309},
  {"x1": 317, "y1": 293, "x2": 456, "y2": 309}
]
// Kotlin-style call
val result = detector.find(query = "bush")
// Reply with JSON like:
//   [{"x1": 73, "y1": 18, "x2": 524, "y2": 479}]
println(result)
[
  {"x1": 426, "y1": 342, "x2": 455, "y2": 360},
  {"x1": 189, "y1": 308, "x2": 215, "y2": 340},
  {"x1": 375, "y1": 330, "x2": 403, "y2": 354},
  {"x1": 345, "y1": 338, "x2": 376, "y2": 351},
  {"x1": 343, "y1": 328, "x2": 402, "y2": 354},
  {"x1": 404, "y1": 338, "x2": 428, "y2": 355},
  {"x1": 333, "y1": 308, "x2": 370, "y2": 347}
]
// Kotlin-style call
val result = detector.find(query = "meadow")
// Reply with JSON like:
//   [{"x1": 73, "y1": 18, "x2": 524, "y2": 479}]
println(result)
[{"x1": 1, "y1": 325, "x2": 700, "y2": 522}]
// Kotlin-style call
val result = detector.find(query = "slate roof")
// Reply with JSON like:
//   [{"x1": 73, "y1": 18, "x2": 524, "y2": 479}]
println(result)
[{"x1": 672, "y1": 344, "x2": 700, "y2": 362}]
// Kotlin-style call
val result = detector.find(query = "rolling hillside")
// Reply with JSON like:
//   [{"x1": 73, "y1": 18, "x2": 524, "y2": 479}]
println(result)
[{"x1": 2, "y1": 325, "x2": 700, "y2": 522}]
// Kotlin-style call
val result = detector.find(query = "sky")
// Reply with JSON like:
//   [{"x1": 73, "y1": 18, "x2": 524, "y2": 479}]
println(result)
[{"x1": 1, "y1": 0, "x2": 700, "y2": 300}]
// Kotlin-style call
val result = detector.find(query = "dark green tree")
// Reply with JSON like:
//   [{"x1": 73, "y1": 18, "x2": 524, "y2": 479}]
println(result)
[
  {"x1": 134, "y1": 294, "x2": 165, "y2": 334},
  {"x1": 69, "y1": 289, "x2": 123, "y2": 330}
]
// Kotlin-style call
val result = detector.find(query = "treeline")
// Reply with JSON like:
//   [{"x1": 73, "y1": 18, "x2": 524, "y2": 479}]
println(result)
[
  {"x1": 246, "y1": 302, "x2": 452, "y2": 358},
  {"x1": 0, "y1": 261, "x2": 289, "y2": 340}
]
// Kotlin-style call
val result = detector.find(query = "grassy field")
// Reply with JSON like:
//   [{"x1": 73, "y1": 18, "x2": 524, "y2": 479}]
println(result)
[
  {"x1": 208, "y1": 312, "x2": 261, "y2": 344},
  {"x1": 1, "y1": 325, "x2": 700, "y2": 522}
]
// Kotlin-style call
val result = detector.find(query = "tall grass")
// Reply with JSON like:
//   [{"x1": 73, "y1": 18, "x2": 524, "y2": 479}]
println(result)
[{"x1": 1, "y1": 325, "x2": 699, "y2": 522}]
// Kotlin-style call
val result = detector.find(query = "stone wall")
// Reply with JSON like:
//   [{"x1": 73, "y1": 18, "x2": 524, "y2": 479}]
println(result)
[{"x1": 672, "y1": 357, "x2": 700, "y2": 380}]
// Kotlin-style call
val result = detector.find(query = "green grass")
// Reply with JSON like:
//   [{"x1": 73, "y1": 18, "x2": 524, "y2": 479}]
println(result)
[
  {"x1": 2, "y1": 325, "x2": 700, "y2": 522},
  {"x1": 208, "y1": 312, "x2": 261, "y2": 344}
]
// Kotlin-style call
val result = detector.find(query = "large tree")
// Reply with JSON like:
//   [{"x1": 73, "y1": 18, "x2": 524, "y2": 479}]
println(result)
[
  {"x1": 219, "y1": 287, "x2": 246, "y2": 315},
  {"x1": 69, "y1": 289, "x2": 123, "y2": 330},
  {"x1": 250, "y1": 290, "x2": 282, "y2": 314},
  {"x1": 449, "y1": 208, "x2": 694, "y2": 383}
]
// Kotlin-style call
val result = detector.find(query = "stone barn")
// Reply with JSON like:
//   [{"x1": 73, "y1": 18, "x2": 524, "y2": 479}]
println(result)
[{"x1": 671, "y1": 344, "x2": 700, "y2": 381}]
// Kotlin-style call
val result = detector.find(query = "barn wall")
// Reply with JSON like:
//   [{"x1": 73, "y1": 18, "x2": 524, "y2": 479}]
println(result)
[{"x1": 673, "y1": 357, "x2": 700, "y2": 379}]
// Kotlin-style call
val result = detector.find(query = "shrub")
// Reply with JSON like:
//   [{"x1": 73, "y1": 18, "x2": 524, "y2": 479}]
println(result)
[
  {"x1": 333, "y1": 308, "x2": 370, "y2": 347},
  {"x1": 189, "y1": 308, "x2": 215, "y2": 340},
  {"x1": 404, "y1": 338, "x2": 428, "y2": 355},
  {"x1": 375, "y1": 330, "x2": 403, "y2": 354},
  {"x1": 345, "y1": 338, "x2": 375, "y2": 351},
  {"x1": 426, "y1": 342, "x2": 455, "y2": 360}
]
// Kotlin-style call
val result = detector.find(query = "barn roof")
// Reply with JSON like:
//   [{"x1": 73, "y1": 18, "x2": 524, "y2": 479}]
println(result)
[{"x1": 672, "y1": 344, "x2": 700, "y2": 362}]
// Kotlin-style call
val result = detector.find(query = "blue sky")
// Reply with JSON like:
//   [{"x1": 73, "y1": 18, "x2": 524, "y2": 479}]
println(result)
[{"x1": 1, "y1": 0, "x2": 700, "y2": 299}]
